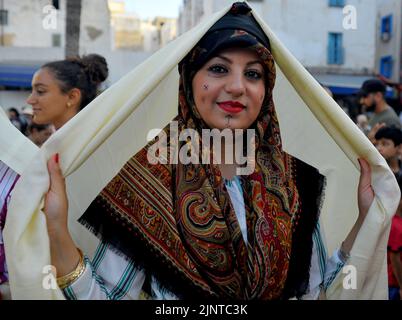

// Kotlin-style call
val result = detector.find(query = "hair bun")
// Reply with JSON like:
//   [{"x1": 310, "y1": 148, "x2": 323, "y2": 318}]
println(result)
[{"x1": 80, "y1": 54, "x2": 109, "y2": 85}]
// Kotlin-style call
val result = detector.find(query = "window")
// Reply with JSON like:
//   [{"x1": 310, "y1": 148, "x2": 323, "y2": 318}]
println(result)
[
  {"x1": 329, "y1": 0, "x2": 345, "y2": 7},
  {"x1": 380, "y1": 56, "x2": 393, "y2": 79},
  {"x1": 52, "y1": 34, "x2": 61, "y2": 47},
  {"x1": 0, "y1": 9, "x2": 8, "y2": 25},
  {"x1": 381, "y1": 15, "x2": 392, "y2": 41},
  {"x1": 52, "y1": 0, "x2": 60, "y2": 10},
  {"x1": 328, "y1": 33, "x2": 344, "y2": 65}
]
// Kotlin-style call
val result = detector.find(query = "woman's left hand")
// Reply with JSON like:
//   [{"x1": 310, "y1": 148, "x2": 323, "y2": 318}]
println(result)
[
  {"x1": 340, "y1": 158, "x2": 375, "y2": 256},
  {"x1": 357, "y1": 158, "x2": 375, "y2": 221}
]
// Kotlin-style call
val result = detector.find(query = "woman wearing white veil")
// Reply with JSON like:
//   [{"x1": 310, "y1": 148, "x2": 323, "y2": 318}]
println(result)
[{"x1": 3, "y1": 2, "x2": 399, "y2": 300}]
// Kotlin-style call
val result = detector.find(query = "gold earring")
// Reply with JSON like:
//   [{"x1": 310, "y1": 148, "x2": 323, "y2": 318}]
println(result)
[{"x1": 67, "y1": 102, "x2": 71, "y2": 108}]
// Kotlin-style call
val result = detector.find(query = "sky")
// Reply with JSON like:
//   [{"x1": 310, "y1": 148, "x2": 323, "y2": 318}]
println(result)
[{"x1": 125, "y1": 0, "x2": 183, "y2": 19}]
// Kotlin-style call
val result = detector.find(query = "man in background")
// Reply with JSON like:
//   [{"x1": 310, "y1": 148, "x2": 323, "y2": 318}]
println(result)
[{"x1": 359, "y1": 80, "x2": 401, "y2": 143}]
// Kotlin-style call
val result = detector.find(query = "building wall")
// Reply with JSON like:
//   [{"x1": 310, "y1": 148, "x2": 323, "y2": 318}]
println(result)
[
  {"x1": 79, "y1": 0, "x2": 112, "y2": 55},
  {"x1": 140, "y1": 20, "x2": 159, "y2": 52},
  {"x1": 160, "y1": 23, "x2": 176, "y2": 47},
  {"x1": 105, "y1": 50, "x2": 151, "y2": 84},
  {"x1": 0, "y1": 0, "x2": 151, "y2": 110},
  {"x1": 261, "y1": 0, "x2": 376, "y2": 73},
  {"x1": 108, "y1": 0, "x2": 125, "y2": 14},
  {"x1": 0, "y1": 91, "x2": 30, "y2": 111},
  {"x1": 0, "y1": 0, "x2": 111, "y2": 52},
  {"x1": 0, "y1": 0, "x2": 66, "y2": 48},
  {"x1": 178, "y1": 0, "x2": 377, "y2": 74},
  {"x1": 153, "y1": 17, "x2": 177, "y2": 47},
  {"x1": 0, "y1": 46, "x2": 63, "y2": 62},
  {"x1": 110, "y1": 14, "x2": 143, "y2": 50},
  {"x1": 108, "y1": 1, "x2": 176, "y2": 52},
  {"x1": 375, "y1": 0, "x2": 402, "y2": 82},
  {"x1": 109, "y1": 0, "x2": 145, "y2": 50}
]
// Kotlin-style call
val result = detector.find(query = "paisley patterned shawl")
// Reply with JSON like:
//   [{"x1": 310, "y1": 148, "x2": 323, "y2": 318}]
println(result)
[{"x1": 80, "y1": 2, "x2": 323, "y2": 300}]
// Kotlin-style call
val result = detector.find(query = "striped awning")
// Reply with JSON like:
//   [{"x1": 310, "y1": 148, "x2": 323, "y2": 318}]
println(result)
[
  {"x1": 313, "y1": 73, "x2": 394, "y2": 97},
  {"x1": 0, "y1": 64, "x2": 40, "y2": 88}
]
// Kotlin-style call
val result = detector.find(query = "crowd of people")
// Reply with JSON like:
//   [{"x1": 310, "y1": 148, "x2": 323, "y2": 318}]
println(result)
[
  {"x1": 319, "y1": 77, "x2": 402, "y2": 300},
  {"x1": 0, "y1": 2, "x2": 400, "y2": 301},
  {"x1": 6, "y1": 106, "x2": 54, "y2": 148},
  {"x1": 355, "y1": 78, "x2": 402, "y2": 300}
]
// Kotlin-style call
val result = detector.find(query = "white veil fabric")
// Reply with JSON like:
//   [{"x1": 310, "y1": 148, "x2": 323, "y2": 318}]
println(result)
[
  {"x1": 0, "y1": 107, "x2": 38, "y2": 174},
  {"x1": 3, "y1": 3, "x2": 400, "y2": 299}
]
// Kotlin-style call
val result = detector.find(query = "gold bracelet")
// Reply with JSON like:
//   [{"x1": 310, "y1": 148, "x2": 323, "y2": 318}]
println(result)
[{"x1": 57, "y1": 248, "x2": 86, "y2": 289}]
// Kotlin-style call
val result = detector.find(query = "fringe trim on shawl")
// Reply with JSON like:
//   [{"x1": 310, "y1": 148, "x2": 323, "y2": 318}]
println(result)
[
  {"x1": 79, "y1": 197, "x2": 219, "y2": 301},
  {"x1": 79, "y1": 156, "x2": 325, "y2": 300},
  {"x1": 281, "y1": 157, "x2": 326, "y2": 300}
]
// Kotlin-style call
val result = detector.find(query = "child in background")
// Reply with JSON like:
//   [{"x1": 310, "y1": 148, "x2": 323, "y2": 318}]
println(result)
[{"x1": 375, "y1": 127, "x2": 402, "y2": 179}]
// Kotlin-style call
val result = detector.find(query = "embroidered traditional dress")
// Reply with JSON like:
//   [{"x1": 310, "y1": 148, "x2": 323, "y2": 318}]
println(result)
[{"x1": 63, "y1": 177, "x2": 345, "y2": 300}]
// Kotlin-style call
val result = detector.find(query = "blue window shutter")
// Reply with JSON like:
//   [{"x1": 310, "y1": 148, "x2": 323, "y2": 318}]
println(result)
[
  {"x1": 336, "y1": 33, "x2": 344, "y2": 64},
  {"x1": 380, "y1": 58, "x2": 386, "y2": 77},
  {"x1": 328, "y1": 34, "x2": 335, "y2": 64},
  {"x1": 329, "y1": 0, "x2": 344, "y2": 7},
  {"x1": 387, "y1": 57, "x2": 392, "y2": 78},
  {"x1": 334, "y1": 34, "x2": 339, "y2": 63},
  {"x1": 381, "y1": 15, "x2": 393, "y2": 37},
  {"x1": 380, "y1": 56, "x2": 393, "y2": 78},
  {"x1": 328, "y1": 33, "x2": 344, "y2": 65}
]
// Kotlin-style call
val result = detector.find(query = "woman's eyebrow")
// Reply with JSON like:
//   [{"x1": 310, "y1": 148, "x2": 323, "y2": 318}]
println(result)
[
  {"x1": 246, "y1": 60, "x2": 263, "y2": 67},
  {"x1": 33, "y1": 83, "x2": 48, "y2": 88},
  {"x1": 215, "y1": 55, "x2": 232, "y2": 63},
  {"x1": 214, "y1": 55, "x2": 262, "y2": 67}
]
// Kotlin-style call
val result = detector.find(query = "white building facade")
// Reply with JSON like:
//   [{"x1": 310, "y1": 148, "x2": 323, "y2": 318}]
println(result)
[
  {"x1": 375, "y1": 0, "x2": 402, "y2": 83},
  {"x1": 178, "y1": 0, "x2": 378, "y2": 97},
  {"x1": 0, "y1": 0, "x2": 111, "y2": 52},
  {"x1": 0, "y1": 0, "x2": 66, "y2": 48},
  {"x1": 0, "y1": 0, "x2": 147, "y2": 110}
]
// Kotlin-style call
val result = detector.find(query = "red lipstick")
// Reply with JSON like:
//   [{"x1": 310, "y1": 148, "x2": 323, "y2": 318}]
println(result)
[{"x1": 217, "y1": 101, "x2": 245, "y2": 114}]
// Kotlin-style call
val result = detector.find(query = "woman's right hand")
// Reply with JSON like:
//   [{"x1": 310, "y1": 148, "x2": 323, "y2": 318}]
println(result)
[
  {"x1": 45, "y1": 154, "x2": 81, "y2": 278},
  {"x1": 44, "y1": 154, "x2": 69, "y2": 235}
]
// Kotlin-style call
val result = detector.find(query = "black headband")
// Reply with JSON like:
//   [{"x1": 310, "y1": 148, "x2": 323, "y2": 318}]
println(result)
[
  {"x1": 207, "y1": 2, "x2": 270, "y2": 48},
  {"x1": 182, "y1": 2, "x2": 271, "y2": 72}
]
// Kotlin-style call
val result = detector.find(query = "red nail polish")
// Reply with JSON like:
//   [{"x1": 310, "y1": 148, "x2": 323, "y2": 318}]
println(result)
[{"x1": 55, "y1": 153, "x2": 59, "y2": 164}]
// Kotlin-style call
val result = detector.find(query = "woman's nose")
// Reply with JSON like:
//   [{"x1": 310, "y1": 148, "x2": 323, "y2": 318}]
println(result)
[
  {"x1": 26, "y1": 93, "x2": 35, "y2": 105},
  {"x1": 225, "y1": 74, "x2": 246, "y2": 97}
]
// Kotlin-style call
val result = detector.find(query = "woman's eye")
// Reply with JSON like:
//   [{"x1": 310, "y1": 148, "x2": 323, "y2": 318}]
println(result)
[
  {"x1": 208, "y1": 65, "x2": 228, "y2": 74},
  {"x1": 245, "y1": 70, "x2": 263, "y2": 80}
]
